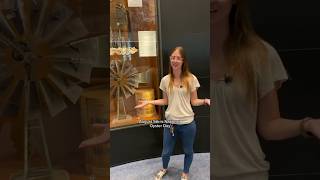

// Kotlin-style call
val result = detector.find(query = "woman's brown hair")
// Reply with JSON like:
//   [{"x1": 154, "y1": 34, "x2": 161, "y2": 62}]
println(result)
[
  {"x1": 225, "y1": 0, "x2": 267, "y2": 105},
  {"x1": 168, "y1": 46, "x2": 192, "y2": 94}
]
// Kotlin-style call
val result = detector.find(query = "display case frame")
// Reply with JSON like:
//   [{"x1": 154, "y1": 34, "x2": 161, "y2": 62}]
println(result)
[{"x1": 109, "y1": 0, "x2": 163, "y2": 130}]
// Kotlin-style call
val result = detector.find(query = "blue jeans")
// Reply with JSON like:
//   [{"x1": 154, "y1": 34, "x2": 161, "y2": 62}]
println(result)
[{"x1": 161, "y1": 120, "x2": 196, "y2": 173}]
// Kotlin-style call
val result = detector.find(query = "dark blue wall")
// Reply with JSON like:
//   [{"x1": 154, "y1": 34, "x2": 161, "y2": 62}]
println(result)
[
  {"x1": 251, "y1": 1, "x2": 320, "y2": 179},
  {"x1": 159, "y1": 0, "x2": 210, "y2": 153}
]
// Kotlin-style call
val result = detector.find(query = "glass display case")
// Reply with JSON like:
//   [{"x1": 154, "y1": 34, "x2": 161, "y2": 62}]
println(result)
[{"x1": 110, "y1": 0, "x2": 162, "y2": 129}]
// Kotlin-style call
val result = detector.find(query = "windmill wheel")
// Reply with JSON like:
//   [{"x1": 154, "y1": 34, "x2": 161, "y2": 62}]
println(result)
[
  {"x1": 110, "y1": 59, "x2": 139, "y2": 120},
  {"x1": 0, "y1": 0, "x2": 99, "y2": 117}
]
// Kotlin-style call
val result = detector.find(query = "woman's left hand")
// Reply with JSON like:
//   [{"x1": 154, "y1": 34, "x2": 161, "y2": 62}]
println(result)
[
  {"x1": 306, "y1": 119, "x2": 320, "y2": 139},
  {"x1": 79, "y1": 133, "x2": 109, "y2": 148},
  {"x1": 204, "y1": 98, "x2": 210, "y2": 106},
  {"x1": 79, "y1": 123, "x2": 109, "y2": 148}
]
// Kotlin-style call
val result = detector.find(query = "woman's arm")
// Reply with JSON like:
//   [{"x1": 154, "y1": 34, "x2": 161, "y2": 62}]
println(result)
[
  {"x1": 257, "y1": 88, "x2": 320, "y2": 140},
  {"x1": 190, "y1": 89, "x2": 210, "y2": 106},
  {"x1": 151, "y1": 92, "x2": 168, "y2": 106},
  {"x1": 79, "y1": 133, "x2": 109, "y2": 148},
  {"x1": 135, "y1": 92, "x2": 168, "y2": 109}
]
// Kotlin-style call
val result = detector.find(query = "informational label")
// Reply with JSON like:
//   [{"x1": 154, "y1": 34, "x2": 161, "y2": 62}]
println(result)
[
  {"x1": 138, "y1": 31, "x2": 157, "y2": 57},
  {"x1": 128, "y1": 0, "x2": 143, "y2": 7}
]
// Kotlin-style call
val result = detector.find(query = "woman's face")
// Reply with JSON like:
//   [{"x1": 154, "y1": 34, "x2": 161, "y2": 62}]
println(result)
[
  {"x1": 170, "y1": 50, "x2": 183, "y2": 71},
  {"x1": 211, "y1": 0, "x2": 234, "y2": 25}
]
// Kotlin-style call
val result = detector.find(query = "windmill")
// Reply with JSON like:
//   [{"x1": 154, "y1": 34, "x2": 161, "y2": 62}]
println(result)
[
  {"x1": 110, "y1": 59, "x2": 139, "y2": 121},
  {"x1": 0, "y1": 0, "x2": 103, "y2": 179}
]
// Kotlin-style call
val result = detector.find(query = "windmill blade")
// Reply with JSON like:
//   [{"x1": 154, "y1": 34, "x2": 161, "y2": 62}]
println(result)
[
  {"x1": 131, "y1": 72, "x2": 139, "y2": 79},
  {"x1": 122, "y1": 64, "x2": 134, "y2": 76},
  {"x1": 110, "y1": 77, "x2": 117, "y2": 87},
  {"x1": 0, "y1": 78, "x2": 19, "y2": 115},
  {"x1": 110, "y1": 85, "x2": 117, "y2": 98},
  {"x1": 123, "y1": 84, "x2": 136, "y2": 96},
  {"x1": 47, "y1": 72, "x2": 83, "y2": 104},
  {"x1": 17, "y1": 0, "x2": 32, "y2": 36},
  {"x1": 128, "y1": 74, "x2": 139, "y2": 83},
  {"x1": 0, "y1": 11, "x2": 18, "y2": 39},
  {"x1": 42, "y1": 2, "x2": 73, "y2": 41},
  {"x1": 47, "y1": 57, "x2": 92, "y2": 65},
  {"x1": 126, "y1": 80, "x2": 139, "y2": 89},
  {"x1": 110, "y1": 63, "x2": 117, "y2": 75},
  {"x1": 124, "y1": 87, "x2": 131, "y2": 99},
  {"x1": 49, "y1": 17, "x2": 89, "y2": 48},
  {"x1": 47, "y1": 38, "x2": 98, "y2": 65},
  {"x1": 114, "y1": 60, "x2": 121, "y2": 76},
  {"x1": 68, "y1": 37, "x2": 100, "y2": 60},
  {"x1": 0, "y1": 32, "x2": 12, "y2": 47},
  {"x1": 39, "y1": 80, "x2": 66, "y2": 117},
  {"x1": 119, "y1": 85, "x2": 125, "y2": 98},
  {"x1": 120, "y1": 58, "x2": 126, "y2": 74},
  {"x1": 110, "y1": 71, "x2": 116, "y2": 79},
  {"x1": 49, "y1": 46, "x2": 81, "y2": 60},
  {"x1": 0, "y1": 33, "x2": 25, "y2": 55},
  {"x1": 53, "y1": 62, "x2": 92, "y2": 83},
  {"x1": 34, "y1": 0, "x2": 52, "y2": 36}
]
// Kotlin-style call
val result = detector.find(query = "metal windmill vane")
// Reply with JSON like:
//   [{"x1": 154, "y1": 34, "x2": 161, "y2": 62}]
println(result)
[{"x1": 0, "y1": 0, "x2": 103, "y2": 179}]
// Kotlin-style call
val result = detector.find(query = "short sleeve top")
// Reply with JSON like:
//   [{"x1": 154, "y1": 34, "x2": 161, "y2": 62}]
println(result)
[
  {"x1": 159, "y1": 74, "x2": 200, "y2": 124},
  {"x1": 212, "y1": 41, "x2": 288, "y2": 178}
]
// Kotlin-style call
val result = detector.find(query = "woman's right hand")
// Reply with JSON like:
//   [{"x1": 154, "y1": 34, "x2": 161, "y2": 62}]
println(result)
[{"x1": 134, "y1": 100, "x2": 149, "y2": 109}]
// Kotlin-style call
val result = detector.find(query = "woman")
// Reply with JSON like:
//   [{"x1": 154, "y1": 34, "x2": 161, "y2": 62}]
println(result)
[
  {"x1": 135, "y1": 46, "x2": 210, "y2": 180},
  {"x1": 212, "y1": 0, "x2": 320, "y2": 179}
]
